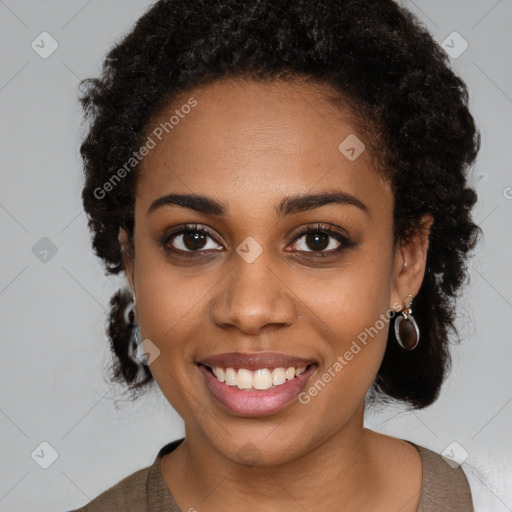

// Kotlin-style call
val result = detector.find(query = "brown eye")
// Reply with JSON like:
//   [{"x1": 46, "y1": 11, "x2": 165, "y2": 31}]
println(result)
[
  {"x1": 182, "y1": 232, "x2": 208, "y2": 250},
  {"x1": 303, "y1": 232, "x2": 331, "y2": 251},
  {"x1": 162, "y1": 224, "x2": 223, "y2": 254},
  {"x1": 291, "y1": 227, "x2": 347, "y2": 255}
]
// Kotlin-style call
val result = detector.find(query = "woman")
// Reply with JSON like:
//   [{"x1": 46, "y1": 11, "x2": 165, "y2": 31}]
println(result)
[{"x1": 71, "y1": 0, "x2": 482, "y2": 510}]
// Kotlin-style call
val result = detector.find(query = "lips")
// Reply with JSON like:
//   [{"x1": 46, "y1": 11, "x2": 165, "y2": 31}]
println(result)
[{"x1": 196, "y1": 351, "x2": 318, "y2": 416}]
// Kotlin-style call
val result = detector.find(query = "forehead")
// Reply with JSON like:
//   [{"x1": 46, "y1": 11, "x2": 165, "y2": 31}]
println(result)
[{"x1": 136, "y1": 78, "x2": 391, "y2": 215}]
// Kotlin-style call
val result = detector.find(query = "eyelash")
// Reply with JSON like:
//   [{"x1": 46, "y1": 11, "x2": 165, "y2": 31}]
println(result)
[{"x1": 160, "y1": 223, "x2": 354, "y2": 259}]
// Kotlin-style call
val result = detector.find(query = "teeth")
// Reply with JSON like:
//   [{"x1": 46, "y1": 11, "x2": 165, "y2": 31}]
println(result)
[
  {"x1": 237, "y1": 369, "x2": 253, "y2": 389},
  {"x1": 210, "y1": 365, "x2": 309, "y2": 390},
  {"x1": 225, "y1": 368, "x2": 238, "y2": 386},
  {"x1": 254, "y1": 369, "x2": 273, "y2": 390},
  {"x1": 272, "y1": 367, "x2": 286, "y2": 386}
]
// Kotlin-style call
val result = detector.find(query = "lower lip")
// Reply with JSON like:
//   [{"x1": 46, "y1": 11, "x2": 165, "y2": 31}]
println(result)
[{"x1": 198, "y1": 364, "x2": 317, "y2": 417}]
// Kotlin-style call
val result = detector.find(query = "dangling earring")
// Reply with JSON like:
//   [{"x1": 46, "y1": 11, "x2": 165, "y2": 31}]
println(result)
[
  {"x1": 124, "y1": 300, "x2": 136, "y2": 325},
  {"x1": 394, "y1": 294, "x2": 420, "y2": 350},
  {"x1": 134, "y1": 324, "x2": 142, "y2": 345}
]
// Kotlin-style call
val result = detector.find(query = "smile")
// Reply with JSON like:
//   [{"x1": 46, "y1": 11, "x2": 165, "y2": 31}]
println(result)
[
  {"x1": 197, "y1": 359, "x2": 318, "y2": 417},
  {"x1": 206, "y1": 365, "x2": 310, "y2": 391}
]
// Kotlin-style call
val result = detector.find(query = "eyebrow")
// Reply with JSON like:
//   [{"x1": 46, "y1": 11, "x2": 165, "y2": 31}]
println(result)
[{"x1": 147, "y1": 190, "x2": 369, "y2": 217}]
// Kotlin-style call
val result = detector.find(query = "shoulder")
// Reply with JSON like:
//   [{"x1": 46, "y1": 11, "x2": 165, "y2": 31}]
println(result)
[
  {"x1": 459, "y1": 459, "x2": 510, "y2": 512},
  {"x1": 67, "y1": 464, "x2": 151, "y2": 512},
  {"x1": 365, "y1": 431, "x2": 474, "y2": 512},
  {"x1": 66, "y1": 439, "x2": 184, "y2": 512},
  {"x1": 410, "y1": 442, "x2": 474, "y2": 511}
]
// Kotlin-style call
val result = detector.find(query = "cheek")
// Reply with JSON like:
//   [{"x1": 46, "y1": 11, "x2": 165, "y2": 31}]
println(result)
[
  {"x1": 296, "y1": 244, "x2": 394, "y2": 343},
  {"x1": 134, "y1": 273, "x2": 205, "y2": 419},
  {"x1": 305, "y1": 281, "x2": 391, "y2": 396},
  {"x1": 133, "y1": 236, "x2": 207, "y2": 327},
  {"x1": 295, "y1": 285, "x2": 391, "y2": 437},
  {"x1": 295, "y1": 249, "x2": 394, "y2": 399},
  {"x1": 131, "y1": 249, "x2": 205, "y2": 379},
  {"x1": 136, "y1": 280, "x2": 202, "y2": 360}
]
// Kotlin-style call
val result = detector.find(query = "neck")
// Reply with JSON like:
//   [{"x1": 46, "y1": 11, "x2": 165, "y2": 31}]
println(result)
[{"x1": 162, "y1": 404, "x2": 390, "y2": 511}]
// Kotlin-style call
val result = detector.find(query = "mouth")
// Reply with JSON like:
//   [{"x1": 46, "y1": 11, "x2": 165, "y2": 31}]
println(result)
[
  {"x1": 199, "y1": 363, "x2": 316, "y2": 390},
  {"x1": 196, "y1": 353, "x2": 318, "y2": 417}
]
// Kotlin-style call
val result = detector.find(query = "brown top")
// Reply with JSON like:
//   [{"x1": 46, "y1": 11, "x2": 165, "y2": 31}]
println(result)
[{"x1": 69, "y1": 438, "x2": 473, "y2": 511}]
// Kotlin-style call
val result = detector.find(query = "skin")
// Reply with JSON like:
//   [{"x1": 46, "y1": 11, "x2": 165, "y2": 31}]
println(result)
[{"x1": 119, "y1": 77, "x2": 433, "y2": 511}]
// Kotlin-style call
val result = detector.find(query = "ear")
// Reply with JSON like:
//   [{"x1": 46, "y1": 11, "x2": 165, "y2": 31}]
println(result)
[
  {"x1": 390, "y1": 214, "x2": 433, "y2": 311},
  {"x1": 118, "y1": 227, "x2": 136, "y2": 299}
]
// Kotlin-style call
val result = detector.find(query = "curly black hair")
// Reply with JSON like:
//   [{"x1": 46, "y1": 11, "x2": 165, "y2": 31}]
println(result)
[{"x1": 79, "y1": 0, "x2": 482, "y2": 409}]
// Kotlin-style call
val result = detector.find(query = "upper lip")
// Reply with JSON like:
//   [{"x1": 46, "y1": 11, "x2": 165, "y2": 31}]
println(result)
[{"x1": 198, "y1": 352, "x2": 317, "y2": 370}]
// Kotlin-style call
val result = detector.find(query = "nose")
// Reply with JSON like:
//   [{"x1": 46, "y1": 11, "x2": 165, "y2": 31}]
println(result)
[{"x1": 210, "y1": 251, "x2": 297, "y2": 335}]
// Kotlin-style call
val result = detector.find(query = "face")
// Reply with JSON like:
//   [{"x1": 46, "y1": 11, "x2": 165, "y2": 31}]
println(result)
[{"x1": 120, "y1": 78, "x2": 430, "y2": 466}]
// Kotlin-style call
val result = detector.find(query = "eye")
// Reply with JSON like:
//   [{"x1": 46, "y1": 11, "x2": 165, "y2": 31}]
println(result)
[
  {"x1": 160, "y1": 223, "x2": 353, "y2": 258},
  {"x1": 162, "y1": 224, "x2": 223, "y2": 254},
  {"x1": 288, "y1": 224, "x2": 352, "y2": 257}
]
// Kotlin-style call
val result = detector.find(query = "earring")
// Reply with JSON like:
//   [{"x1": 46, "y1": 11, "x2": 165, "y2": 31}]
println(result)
[
  {"x1": 394, "y1": 294, "x2": 420, "y2": 350},
  {"x1": 124, "y1": 300, "x2": 136, "y2": 325},
  {"x1": 134, "y1": 325, "x2": 142, "y2": 345}
]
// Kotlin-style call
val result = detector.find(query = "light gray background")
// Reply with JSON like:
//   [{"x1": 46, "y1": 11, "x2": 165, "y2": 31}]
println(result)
[{"x1": 0, "y1": 1, "x2": 511, "y2": 511}]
